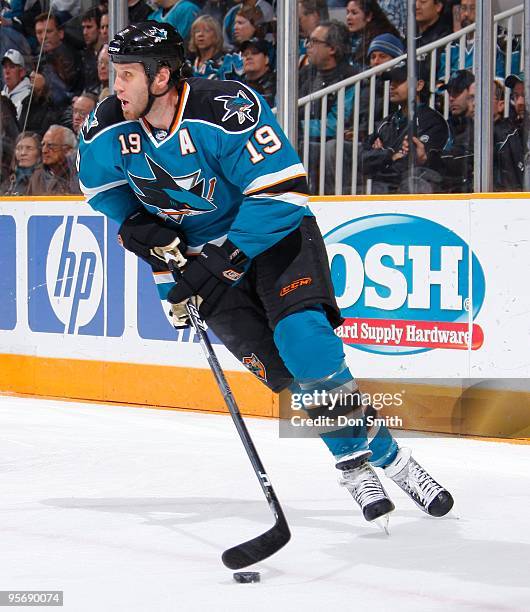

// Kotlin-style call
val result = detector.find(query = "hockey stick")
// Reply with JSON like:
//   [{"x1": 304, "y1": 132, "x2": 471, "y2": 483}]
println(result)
[{"x1": 164, "y1": 255, "x2": 291, "y2": 569}]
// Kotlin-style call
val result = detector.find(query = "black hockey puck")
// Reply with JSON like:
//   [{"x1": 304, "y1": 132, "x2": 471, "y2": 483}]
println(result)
[{"x1": 233, "y1": 571, "x2": 260, "y2": 583}]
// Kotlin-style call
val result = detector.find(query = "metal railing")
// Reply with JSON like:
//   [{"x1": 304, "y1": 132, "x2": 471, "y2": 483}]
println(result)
[{"x1": 297, "y1": 4, "x2": 524, "y2": 195}]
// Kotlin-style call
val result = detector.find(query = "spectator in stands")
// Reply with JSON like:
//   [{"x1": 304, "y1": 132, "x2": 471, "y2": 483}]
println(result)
[
  {"x1": 241, "y1": 38, "x2": 275, "y2": 106},
  {"x1": 299, "y1": 20, "x2": 355, "y2": 192},
  {"x1": 345, "y1": 0, "x2": 401, "y2": 73},
  {"x1": 1, "y1": 131, "x2": 41, "y2": 195},
  {"x1": 188, "y1": 15, "x2": 224, "y2": 78},
  {"x1": 378, "y1": 0, "x2": 406, "y2": 37},
  {"x1": 1, "y1": 49, "x2": 31, "y2": 122},
  {"x1": 324, "y1": 32, "x2": 405, "y2": 194},
  {"x1": 27, "y1": 124, "x2": 79, "y2": 194},
  {"x1": 490, "y1": 74, "x2": 526, "y2": 191},
  {"x1": 448, "y1": 0, "x2": 462, "y2": 31},
  {"x1": 416, "y1": 0, "x2": 451, "y2": 48},
  {"x1": 128, "y1": 0, "x2": 152, "y2": 24},
  {"x1": 506, "y1": 73, "x2": 525, "y2": 127},
  {"x1": 298, "y1": 0, "x2": 329, "y2": 67},
  {"x1": 95, "y1": 43, "x2": 110, "y2": 100},
  {"x1": 493, "y1": 78, "x2": 524, "y2": 191},
  {"x1": 0, "y1": 0, "x2": 41, "y2": 53},
  {"x1": 80, "y1": 8, "x2": 102, "y2": 94},
  {"x1": 33, "y1": 12, "x2": 83, "y2": 107},
  {"x1": 439, "y1": 1, "x2": 521, "y2": 80},
  {"x1": 439, "y1": 69, "x2": 475, "y2": 192},
  {"x1": 0, "y1": 96, "x2": 20, "y2": 186},
  {"x1": 200, "y1": 0, "x2": 236, "y2": 24},
  {"x1": 223, "y1": 0, "x2": 273, "y2": 51},
  {"x1": 360, "y1": 61, "x2": 449, "y2": 193},
  {"x1": 71, "y1": 92, "x2": 97, "y2": 136},
  {"x1": 299, "y1": 0, "x2": 328, "y2": 39},
  {"x1": 218, "y1": 4, "x2": 264, "y2": 80},
  {"x1": 233, "y1": 4, "x2": 264, "y2": 45},
  {"x1": 99, "y1": 11, "x2": 109, "y2": 43},
  {"x1": 50, "y1": 0, "x2": 80, "y2": 23},
  {"x1": 300, "y1": 20, "x2": 355, "y2": 139},
  {"x1": 149, "y1": 0, "x2": 201, "y2": 41},
  {"x1": 20, "y1": 70, "x2": 59, "y2": 135}
]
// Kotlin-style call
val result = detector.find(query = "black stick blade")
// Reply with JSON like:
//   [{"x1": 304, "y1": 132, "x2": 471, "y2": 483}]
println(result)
[{"x1": 222, "y1": 520, "x2": 291, "y2": 570}]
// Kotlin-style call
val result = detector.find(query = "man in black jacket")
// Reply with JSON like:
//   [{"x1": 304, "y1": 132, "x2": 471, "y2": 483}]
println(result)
[
  {"x1": 494, "y1": 77, "x2": 525, "y2": 191},
  {"x1": 439, "y1": 69, "x2": 475, "y2": 193},
  {"x1": 360, "y1": 62, "x2": 449, "y2": 194}
]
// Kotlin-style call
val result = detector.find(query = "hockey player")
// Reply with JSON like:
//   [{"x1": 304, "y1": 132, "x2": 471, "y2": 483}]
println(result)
[{"x1": 78, "y1": 21, "x2": 453, "y2": 526}]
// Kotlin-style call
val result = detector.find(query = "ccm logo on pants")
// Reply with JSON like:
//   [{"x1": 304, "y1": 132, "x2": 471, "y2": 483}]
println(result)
[{"x1": 280, "y1": 277, "x2": 313, "y2": 297}]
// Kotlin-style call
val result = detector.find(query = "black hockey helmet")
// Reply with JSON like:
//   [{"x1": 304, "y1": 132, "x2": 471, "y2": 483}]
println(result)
[{"x1": 108, "y1": 21, "x2": 185, "y2": 81}]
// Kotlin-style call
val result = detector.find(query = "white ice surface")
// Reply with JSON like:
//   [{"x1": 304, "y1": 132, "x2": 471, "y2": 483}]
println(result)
[{"x1": 1, "y1": 395, "x2": 529, "y2": 612}]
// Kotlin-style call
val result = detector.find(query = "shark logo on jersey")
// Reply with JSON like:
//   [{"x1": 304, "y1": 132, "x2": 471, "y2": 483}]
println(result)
[
  {"x1": 214, "y1": 90, "x2": 255, "y2": 124},
  {"x1": 128, "y1": 155, "x2": 217, "y2": 223},
  {"x1": 146, "y1": 26, "x2": 168, "y2": 42}
]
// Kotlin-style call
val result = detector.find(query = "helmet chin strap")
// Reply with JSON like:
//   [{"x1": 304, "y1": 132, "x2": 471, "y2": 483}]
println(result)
[
  {"x1": 140, "y1": 81, "x2": 172, "y2": 119},
  {"x1": 139, "y1": 64, "x2": 178, "y2": 119}
]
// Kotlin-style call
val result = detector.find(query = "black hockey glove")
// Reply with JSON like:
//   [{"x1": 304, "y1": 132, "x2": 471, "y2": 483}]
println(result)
[
  {"x1": 118, "y1": 209, "x2": 187, "y2": 271},
  {"x1": 167, "y1": 241, "x2": 247, "y2": 317}
]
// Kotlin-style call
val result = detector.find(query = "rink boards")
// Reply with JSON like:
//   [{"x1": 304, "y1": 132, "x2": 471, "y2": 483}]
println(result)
[{"x1": 0, "y1": 194, "x2": 529, "y2": 437}]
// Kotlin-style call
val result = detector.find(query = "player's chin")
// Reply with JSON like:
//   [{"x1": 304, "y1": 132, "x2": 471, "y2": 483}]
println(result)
[{"x1": 123, "y1": 106, "x2": 141, "y2": 120}]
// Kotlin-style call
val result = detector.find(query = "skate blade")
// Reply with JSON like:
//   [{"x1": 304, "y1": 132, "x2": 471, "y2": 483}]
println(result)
[{"x1": 373, "y1": 513, "x2": 390, "y2": 535}]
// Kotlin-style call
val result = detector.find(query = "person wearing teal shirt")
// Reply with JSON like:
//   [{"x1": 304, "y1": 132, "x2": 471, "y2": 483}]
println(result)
[{"x1": 149, "y1": 0, "x2": 200, "y2": 40}]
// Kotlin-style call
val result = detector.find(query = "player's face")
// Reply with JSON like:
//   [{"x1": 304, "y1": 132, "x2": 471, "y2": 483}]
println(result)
[
  {"x1": 346, "y1": 1, "x2": 371, "y2": 33},
  {"x1": 114, "y1": 63, "x2": 149, "y2": 120}
]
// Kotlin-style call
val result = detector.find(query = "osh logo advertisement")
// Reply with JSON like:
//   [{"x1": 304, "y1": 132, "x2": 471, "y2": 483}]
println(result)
[{"x1": 324, "y1": 214, "x2": 486, "y2": 355}]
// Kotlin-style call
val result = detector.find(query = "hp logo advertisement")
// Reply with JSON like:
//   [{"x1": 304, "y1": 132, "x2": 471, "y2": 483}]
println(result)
[
  {"x1": 28, "y1": 215, "x2": 125, "y2": 336},
  {"x1": 0, "y1": 215, "x2": 16, "y2": 331}
]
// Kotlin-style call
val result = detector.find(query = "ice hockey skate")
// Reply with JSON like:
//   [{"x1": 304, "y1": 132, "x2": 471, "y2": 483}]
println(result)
[
  {"x1": 384, "y1": 448, "x2": 454, "y2": 517},
  {"x1": 336, "y1": 450, "x2": 395, "y2": 529}
]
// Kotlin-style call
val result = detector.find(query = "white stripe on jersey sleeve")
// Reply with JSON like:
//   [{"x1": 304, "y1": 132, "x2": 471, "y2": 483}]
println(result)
[
  {"x1": 79, "y1": 178, "x2": 130, "y2": 201},
  {"x1": 242, "y1": 164, "x2": 307, "y2": 195},
  {"x1": 248, "y1": 192, "x2": 309, "y2": 207}
]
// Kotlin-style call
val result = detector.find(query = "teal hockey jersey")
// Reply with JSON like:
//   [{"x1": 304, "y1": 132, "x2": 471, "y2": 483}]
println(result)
[{"x1": 78, "y1": 78, "x2": 310, "y2": 261}]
